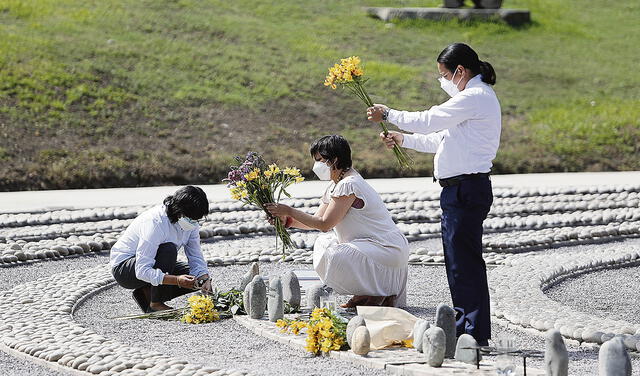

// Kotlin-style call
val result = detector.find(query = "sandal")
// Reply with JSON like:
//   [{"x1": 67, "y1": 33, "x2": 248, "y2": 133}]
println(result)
[
  {"x1": 132, "y1": 286, "x2": 152, "y2": 313},
  {"x1": 340, "y1": 295, "x2": 369, "y2": 309},
  {"x1": 381, "y1": 295, "x2": 397, "y2": 307}
]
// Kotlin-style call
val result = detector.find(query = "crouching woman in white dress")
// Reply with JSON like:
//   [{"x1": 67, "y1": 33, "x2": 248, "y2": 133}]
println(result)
[{"x1": 265, "y1": 135, "x2": 410, "y2": 307}]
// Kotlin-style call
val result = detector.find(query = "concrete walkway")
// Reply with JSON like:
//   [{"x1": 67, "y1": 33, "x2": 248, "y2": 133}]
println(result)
[{"x1": 1, "y1": 171, "x2": 638, "y2": 213}]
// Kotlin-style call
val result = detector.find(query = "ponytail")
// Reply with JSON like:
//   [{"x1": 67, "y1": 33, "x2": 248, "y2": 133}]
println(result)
[
  {"x1": 479, "y1": 60, "x2": 496, "y2": 85},
  {"x1": 437, "y1": 43, "x2": 497, "y2": 86}
]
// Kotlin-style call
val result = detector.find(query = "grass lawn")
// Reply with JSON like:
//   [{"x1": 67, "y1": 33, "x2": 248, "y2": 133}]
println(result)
[{"x1": 0, "y1": 0, "x2": 638, "y2": 190}]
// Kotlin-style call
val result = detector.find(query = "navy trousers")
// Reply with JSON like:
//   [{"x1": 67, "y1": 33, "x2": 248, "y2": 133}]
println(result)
[
  {"x1": 440, "y1": 176, "x2": 493, "y2": 343},
  {"x1": 112, "y1": 243, "x2": 193, "y2": 303}
]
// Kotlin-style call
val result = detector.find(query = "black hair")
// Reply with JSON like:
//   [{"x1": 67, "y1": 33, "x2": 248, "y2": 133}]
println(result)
[
  {"x1": 163, "y1": 185, "x2": 209, "y2": 223},
  {"x1": 309, "y1": 135, "x2": 352, "y2": 171},
  {"x1": 437, "y1": 43, "x2": 496, "y2": 85}
]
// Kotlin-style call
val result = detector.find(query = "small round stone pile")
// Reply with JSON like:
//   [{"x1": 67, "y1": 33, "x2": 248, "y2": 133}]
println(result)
[
  {"x1": 490, "y1": 244, "x2": 640, "y2": 350},
  {"x1": 0, "y1": 265, "x2": 250, "y2": 376},
  {"x1": 2, "y1": 184, "x2": 638, "y2": 267},
  {"x1": 0, "y1": 235, "x2": 117, "y2": 264}
]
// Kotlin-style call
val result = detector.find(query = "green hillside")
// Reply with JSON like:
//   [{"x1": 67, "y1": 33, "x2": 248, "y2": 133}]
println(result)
[{"x1": 0, "y1": 0, "x2": 638, "y2": 190}]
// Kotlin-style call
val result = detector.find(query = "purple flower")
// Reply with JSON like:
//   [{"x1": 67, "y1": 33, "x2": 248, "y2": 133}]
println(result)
[{"x1": 225, "y1": 169, "x2": 243, "y2": 183}]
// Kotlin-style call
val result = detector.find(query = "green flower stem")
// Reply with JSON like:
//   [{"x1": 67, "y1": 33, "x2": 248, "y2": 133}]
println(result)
[{"x1": 343, "y1": 80, "x2": 413, "y2": 169}]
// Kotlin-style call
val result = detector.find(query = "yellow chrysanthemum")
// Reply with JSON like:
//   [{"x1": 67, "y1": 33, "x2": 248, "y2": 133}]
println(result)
[
  {"x1": 230, "y1": 187, "x2": 248, "y2": 200},
  {"x1": 244, "y1": 168, "x2": 260, "y2": 181},
  {"x1": 264, "y1": 170, "x2": 273, "y2": 178},
  {"x1": 295, "y1": 176, "x2": 305, "y2": 183},
  {"x1": 284, "y1": 167, "x2": 300, "y2": 176},
  {"x1": 320, "y1": 338, "x2": 333, "y2": 353},
  {"x1": 181, "y1": 295, "x2": 219, "y2": 324},
  {"x1": 268, "y1": 164, "x2": 280, "y2": 173}
]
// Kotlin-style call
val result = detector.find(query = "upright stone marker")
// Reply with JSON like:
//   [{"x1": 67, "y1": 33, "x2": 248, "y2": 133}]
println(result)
[
  {"x1": 281, "y1": 271, "x2": 301, "y2": 309},
  {"x1": 267, "y1": 276, "x2": 284, "y2": 322},
  {"x1": 239, "y1": 262, "x2": 259, "y2": 291},
  {"x1": 598, "y1": 337, "x2": 632, "y2": 376},
  {"x1": 423, "y1": 326, "x2": 446, "y2": 367},
  {"x1": 455, "y1": 334, "x2": 481, "y2": 364},
  {"x1": 347, "y1": 316, "x2": 366, "y2": 348},
  {"x1": 249, "y1": 275, "x2": 267, "y2": 319},
  {"x1": 545, "y1": 329, "x2": 569, "y2": 376},
  {"x1": 351, "y1": 326, "x2": 371, "y2": 356},
  {"x1": 413, "y1": 319, "x2": 429, "y2": 353},
  {"x1": 435, "y1": 303, "x2": 456, "y2": 358},
  {"x1": 306, "y1": 283, "x2": 328, "y2": 309}
]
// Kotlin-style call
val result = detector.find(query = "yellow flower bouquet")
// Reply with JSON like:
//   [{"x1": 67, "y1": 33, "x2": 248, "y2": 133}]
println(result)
[
  {"x1": 324, "y1": 56, "x2": 412, "y2": 169},
  {"x1": 224, "y1": 152, "x2": 304, "y2": 256},
  {"x1": 181, "y1": 295, "x2": 220, "y2": 324},
  {"x1": 276, "y1": 308, "x2": 347, "y2": 355}
]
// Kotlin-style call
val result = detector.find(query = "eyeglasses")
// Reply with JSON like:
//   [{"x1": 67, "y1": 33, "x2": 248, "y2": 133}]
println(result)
[{"x1": 183, "y1": 216, "x2": 207, "y2": 226}]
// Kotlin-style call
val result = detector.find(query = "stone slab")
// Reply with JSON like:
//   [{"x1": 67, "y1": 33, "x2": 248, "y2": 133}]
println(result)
[
  {"x1": 365, "y1": 7, "x2": 531, "y2": 26},
  {"x1": 234, "y1": 315, "x2": 545, "y2": 375}
]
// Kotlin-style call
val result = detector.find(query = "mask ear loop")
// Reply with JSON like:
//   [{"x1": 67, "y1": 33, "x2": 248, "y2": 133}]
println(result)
[{"x1": 454, "y1": 67, "x2": 464, "y2": 88}]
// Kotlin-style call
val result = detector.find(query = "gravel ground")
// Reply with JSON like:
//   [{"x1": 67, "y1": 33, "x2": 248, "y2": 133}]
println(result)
[
  {"x1": 74, "y1": 263, "x2": 388, "y2": 376},
  {"x1": 0, "y1": 252, "x2": 110, "y2": 376},
  {"x1": 3, "y1": 240, "x2": 640, "y2": 375},
  {"x1": 546, "y1": 264, "x2": 640, "y2": 323}
]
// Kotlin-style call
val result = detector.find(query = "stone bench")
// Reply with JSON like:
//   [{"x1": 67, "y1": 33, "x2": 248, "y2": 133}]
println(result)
[{"x1": 365, "y1": 7, "x2": 531, "y2": 27}]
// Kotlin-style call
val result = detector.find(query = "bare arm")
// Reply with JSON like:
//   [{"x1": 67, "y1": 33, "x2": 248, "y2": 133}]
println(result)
[
  {"x1": 287, "y1": 202, "x2": 329, "y2": 230},
  {"x1": 265, "y1": 195, "x2": 356, "y2": 232}
]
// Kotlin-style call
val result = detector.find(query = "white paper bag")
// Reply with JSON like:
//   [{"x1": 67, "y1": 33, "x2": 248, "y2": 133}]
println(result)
[{"x1": 356, "y1": 306, "x2": 419, "y2": 350}]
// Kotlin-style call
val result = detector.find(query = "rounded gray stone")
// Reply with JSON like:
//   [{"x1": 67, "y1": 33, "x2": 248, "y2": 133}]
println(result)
[
  {"x1": 267, "y1": 276, "x2": 284, "y2": 322},
  {"x1": 423, "y1": 326, "x2": 446, "y2": 367},
  {"x1": 544, "y1": 329, "x2": 568, "y2": 376},
  {"x1": 351, "y1": 326, "x2": 371, "y2": 356},
  {"x1": 454, "y1": 334, "x2": 481, "y2": 364},
  {"x1": 346, "y1": 316, "x2": 366, "y2": 348},
  {"x1": 281, "y1": 270, "x2": 301, "y2": 308},
  {"x1": 413, "y1": 319, "x2": 429, "y2": 353}
]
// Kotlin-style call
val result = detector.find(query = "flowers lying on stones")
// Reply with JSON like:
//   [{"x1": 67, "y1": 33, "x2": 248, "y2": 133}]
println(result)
[
  {"x1": 276, "y1": 308, "x2": 347, "y2": 355},
  {"x1": 181, "y1": 295, "x2": 220, "y2": 324}
]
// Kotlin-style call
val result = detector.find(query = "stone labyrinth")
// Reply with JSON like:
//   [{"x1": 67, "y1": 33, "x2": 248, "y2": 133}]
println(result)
[{"x1": 1, "y1": 183, "x2": 640, "y2": 375}]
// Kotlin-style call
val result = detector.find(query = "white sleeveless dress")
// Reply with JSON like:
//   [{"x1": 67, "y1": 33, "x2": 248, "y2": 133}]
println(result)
[{"x1": 313, "y1": 169, "x2": 410, "y2": 307}]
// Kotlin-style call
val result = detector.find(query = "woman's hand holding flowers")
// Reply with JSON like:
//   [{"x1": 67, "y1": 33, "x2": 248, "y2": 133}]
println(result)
[
  {"x1": 380, "y1": 131, "x2": 404, "y2": 149},
  {"x1": 265, "y1": 203, "x2": 293, "y2": 219},
  {"x1": 366, "y1": 104, "x2": 390, "y2": 122}
]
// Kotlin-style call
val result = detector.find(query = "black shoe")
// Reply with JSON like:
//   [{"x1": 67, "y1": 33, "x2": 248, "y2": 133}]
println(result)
[
  {"x1": 477, "y1": 339, "x2": 489, "y2": 347},
  {"x1": 132, "y1": 286, "x2": 152, "y2": 313}
]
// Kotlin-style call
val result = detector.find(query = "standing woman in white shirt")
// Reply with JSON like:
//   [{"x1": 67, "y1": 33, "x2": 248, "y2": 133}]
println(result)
[
  {"x1": 366, "y1": 43, "x2": 501, "y2": 346},
  {"x1": 110, "y1": 186, "x2": 212, "y2": 313}
]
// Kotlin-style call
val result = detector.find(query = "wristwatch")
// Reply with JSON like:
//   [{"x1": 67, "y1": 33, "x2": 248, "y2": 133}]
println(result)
[
  {"x1": 195, "y1": 277, "x2": 210, "y2": 289},
  {"x1": 381, "y1": 108, "x2": 389, "y2": 121}
]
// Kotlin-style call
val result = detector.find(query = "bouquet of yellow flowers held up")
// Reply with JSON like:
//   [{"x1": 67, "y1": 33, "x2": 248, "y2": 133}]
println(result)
[
  {"x1": 224, "y1": 152, "x2": 305, "y2": 256},
  {"x1": 324, "y1": 56, "x2": 412, "y2": 169},
  {"x1": 276, "y1": 308, "x2": 348, "y2": 355}
]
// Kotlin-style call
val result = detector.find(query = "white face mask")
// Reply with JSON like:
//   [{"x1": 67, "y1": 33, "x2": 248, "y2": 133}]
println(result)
[
  {"x1": 312, "y1": 160, "x2": 333, "y2": 181},
  {"x1": 439, "y1": 69, "x2": 463, "y2": 97},
  {"x1": 177, "y1": 217, "x2": 198, "y2": 231}
]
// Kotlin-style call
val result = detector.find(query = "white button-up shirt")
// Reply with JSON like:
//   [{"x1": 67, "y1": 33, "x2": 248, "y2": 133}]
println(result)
[
  {"x1": 109, "y1": 205, "x2": 208, "y2": 286},
  {"x1": 387, "y1": 75, "x2": 501, "y2": 179}
]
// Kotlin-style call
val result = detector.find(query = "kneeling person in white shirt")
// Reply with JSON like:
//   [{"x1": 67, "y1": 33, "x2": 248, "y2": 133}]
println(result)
[{"x1": 110, "y1": 185, "x2": 212, "y2": 313}]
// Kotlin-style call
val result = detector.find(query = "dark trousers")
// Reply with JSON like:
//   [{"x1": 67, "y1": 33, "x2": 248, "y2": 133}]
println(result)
[
  {"x1": 440, "y1": 176, "x2": 493, "y2": 342},
  {"x1": 112, "y1": 243, "x2": 193, "y2": 303}
]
